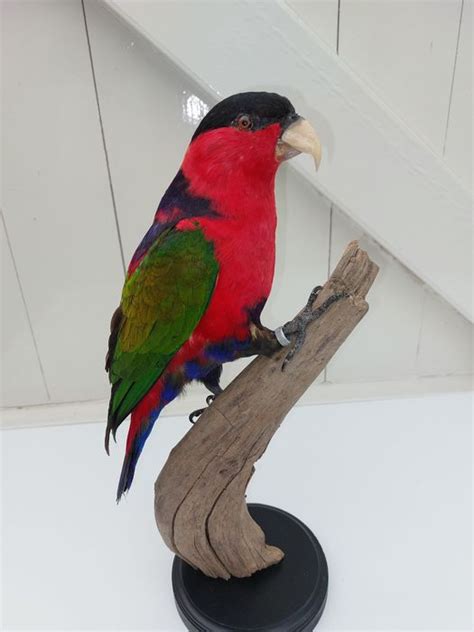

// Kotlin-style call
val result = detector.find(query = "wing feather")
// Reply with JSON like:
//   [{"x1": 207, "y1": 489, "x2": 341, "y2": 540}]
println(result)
[{"x1": 105, "y1": 225, "x2": 218, "y2": 446}]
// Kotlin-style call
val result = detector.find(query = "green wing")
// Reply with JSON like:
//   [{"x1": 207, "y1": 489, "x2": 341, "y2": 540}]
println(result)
[{"x1": 106, "y1": 226, "x2": 218, "y2": 436}]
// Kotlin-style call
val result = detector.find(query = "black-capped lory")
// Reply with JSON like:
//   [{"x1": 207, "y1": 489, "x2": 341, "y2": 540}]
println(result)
[{"x1": 106, "y1": 92, "x2": 327, "y2": 501}]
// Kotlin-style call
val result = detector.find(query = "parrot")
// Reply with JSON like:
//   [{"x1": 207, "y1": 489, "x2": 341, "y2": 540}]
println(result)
[{"x1": 105, "y1": 91, "x2": 327, "y2": 502}]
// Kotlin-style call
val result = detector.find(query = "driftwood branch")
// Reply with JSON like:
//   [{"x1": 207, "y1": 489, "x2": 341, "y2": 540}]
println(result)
[{"x1": 155, "y1": 241, "x2": 379, "y2": 579}]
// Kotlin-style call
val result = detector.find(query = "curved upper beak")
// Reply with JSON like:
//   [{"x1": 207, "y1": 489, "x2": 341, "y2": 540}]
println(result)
[{"x1": 275, "y1": 117, "x2": 322, "y2": 171}]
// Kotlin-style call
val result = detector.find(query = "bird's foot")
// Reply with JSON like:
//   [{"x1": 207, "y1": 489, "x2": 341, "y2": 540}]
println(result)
[
  {"x1": 277, "y1": 286, "x2": 347, "y2": 370},
  {"x1": 189, "y1": 394, "x2": 216, "y2": 424}
]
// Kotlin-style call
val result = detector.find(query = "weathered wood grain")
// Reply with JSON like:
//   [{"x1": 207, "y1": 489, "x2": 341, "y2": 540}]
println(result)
[{"x1": 155, "y1": 241, "x2": 379, "y2": 578}]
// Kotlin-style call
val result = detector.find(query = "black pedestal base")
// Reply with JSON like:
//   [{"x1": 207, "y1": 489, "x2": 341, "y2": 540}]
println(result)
[{"x1": 172, "y1": 503, "x2": 328, "y2": 631}]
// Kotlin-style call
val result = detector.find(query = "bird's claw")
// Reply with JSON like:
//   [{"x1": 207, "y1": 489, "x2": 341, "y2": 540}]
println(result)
[
  {"x1": 189, "y1": 408, "x2": 205, "y2": 424},
  {"x1": 305, "y1": 285, "x2": 323, "y2": 310},
  {"x1": 281, "y1": 321, "x2": 307, "y2": 370},
  {"x1": 189, "y1": 394, "x2": 216, "y2": 424},
  {"x1": 280, "y1": 288, "x2": 347, "y2": 371}
]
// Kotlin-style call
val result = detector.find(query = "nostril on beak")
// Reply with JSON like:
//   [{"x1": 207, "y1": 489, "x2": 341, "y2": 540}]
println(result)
[{"x1": 283, "y1": 112, "x2": 301, "y2": 130}]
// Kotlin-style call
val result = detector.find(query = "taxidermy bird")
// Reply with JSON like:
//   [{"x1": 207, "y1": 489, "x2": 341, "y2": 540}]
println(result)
[{"x1": 106, "y1": 91, "x2": 326, "y2": 501}]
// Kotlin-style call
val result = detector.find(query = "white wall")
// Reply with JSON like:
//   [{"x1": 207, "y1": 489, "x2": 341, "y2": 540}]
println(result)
[
  {"x1": 1, "y1": 0, "x2": 123, "y2": 407},
  {"x1": 1, "y1": 0, "x2": 472, "y2": 415},
  {"x1": 288, "y1": 0, "x2": 472, "y2": 190}
]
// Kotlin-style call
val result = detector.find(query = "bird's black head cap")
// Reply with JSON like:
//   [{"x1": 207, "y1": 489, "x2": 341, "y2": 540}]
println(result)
[{"x1": 192, "y1": 91, "x2": 298, "y2": 141}]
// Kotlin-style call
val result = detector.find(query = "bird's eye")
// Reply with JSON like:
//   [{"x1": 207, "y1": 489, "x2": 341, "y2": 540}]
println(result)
[{"x1": 237, "y1": 114, "x2": 252, "y2": 131}]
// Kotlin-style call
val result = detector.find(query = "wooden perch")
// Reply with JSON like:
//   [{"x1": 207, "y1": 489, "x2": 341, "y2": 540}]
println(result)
[{"x1": 155, "y1": 241, "x2": 379, "y2": 579}]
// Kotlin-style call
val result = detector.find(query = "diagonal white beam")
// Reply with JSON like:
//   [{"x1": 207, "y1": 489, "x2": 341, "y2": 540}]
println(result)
[{"x1": 104, "y1": 0, "x2": 472, "y2": 321}]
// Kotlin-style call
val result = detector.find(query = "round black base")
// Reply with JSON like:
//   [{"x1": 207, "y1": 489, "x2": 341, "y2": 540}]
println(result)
[{"x1": 172, "y1": 503, "x2": 328, "y2": 632}]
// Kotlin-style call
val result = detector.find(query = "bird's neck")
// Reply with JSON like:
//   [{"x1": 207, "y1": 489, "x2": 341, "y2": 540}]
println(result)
[{"x1": 181, "y1": 127, "x2": 280, "y2": 221}]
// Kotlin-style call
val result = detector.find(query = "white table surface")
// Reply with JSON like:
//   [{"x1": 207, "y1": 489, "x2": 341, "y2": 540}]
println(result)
[{"x1": 2, "y1": 392, "x2": 472, "y2": 631}]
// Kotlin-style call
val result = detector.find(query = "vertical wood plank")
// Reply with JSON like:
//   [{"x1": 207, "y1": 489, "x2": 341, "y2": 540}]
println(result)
[
  {"x1": 444, "y1": 0, "x2": 472, "y2": 191},
  {"x1": 328, "y1": 206, "x2": 473, "y2": 382},
  {"x1": 84, "y1": 0, "x2": 212, "y2": 263},
  {"x1": 339, "y1": 0, "x2": 462, "y2": 153},
  {"x1": 1, "y1": 219, "x2": 49, "y2": 407},
  {"x1": 327, "y1": 207, "x2": 425, "y2": 382},
  {"x1": 1, "y1": 0, "x2": 123, "y2": 402},
  {"x1": 417, "y1": 290, "x2": 473, "y2": 377}
]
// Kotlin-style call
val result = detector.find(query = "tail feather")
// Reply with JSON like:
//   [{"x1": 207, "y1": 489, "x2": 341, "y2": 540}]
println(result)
[
  {"x1": 116, "y1": 409, "x2": 159, "y2": 502},
  {"x1": 116, "y1": 452, "x2": 134, "y2": 501},
  {"x1": 113, "y1": 375, "x2": 182, "y2": 501}
]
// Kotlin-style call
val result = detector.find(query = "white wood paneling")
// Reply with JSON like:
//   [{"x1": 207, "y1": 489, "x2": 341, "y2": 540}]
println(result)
[
  {"x1": 417, "y1": 289, "x2": 473, "y2": 377},
  {"x1": 286, "y1": 0, "x2": 338, "y2": 50},
  {"x1": 106, "y1": 0, "x2": 473, "y2": 321},
  {"x1": 444, "y1": 0, "x2": 473, "y2": 191},
  {"x1": 1, "y1": 219, "x2": 49, "y2": 407},
  {"x1": 327, "y1": 207, "x2": 426, "y2": 382},
  {"x1": 83, "y1": 0, "x2": 211, "y2": 262},
  {"x1": 339, "y1": 0, "x2": 462, "y2": 154},
  {"x1": 328, "y1": 206, "x2": 473, "y2": 382},
  {"x1": 1, "y1": 0, "x2": 123, "y2": 402}
]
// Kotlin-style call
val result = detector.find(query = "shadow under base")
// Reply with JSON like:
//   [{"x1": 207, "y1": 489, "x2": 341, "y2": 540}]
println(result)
[{"x1": 172, "y1": 503, "x2": 328, "y2": 631}]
